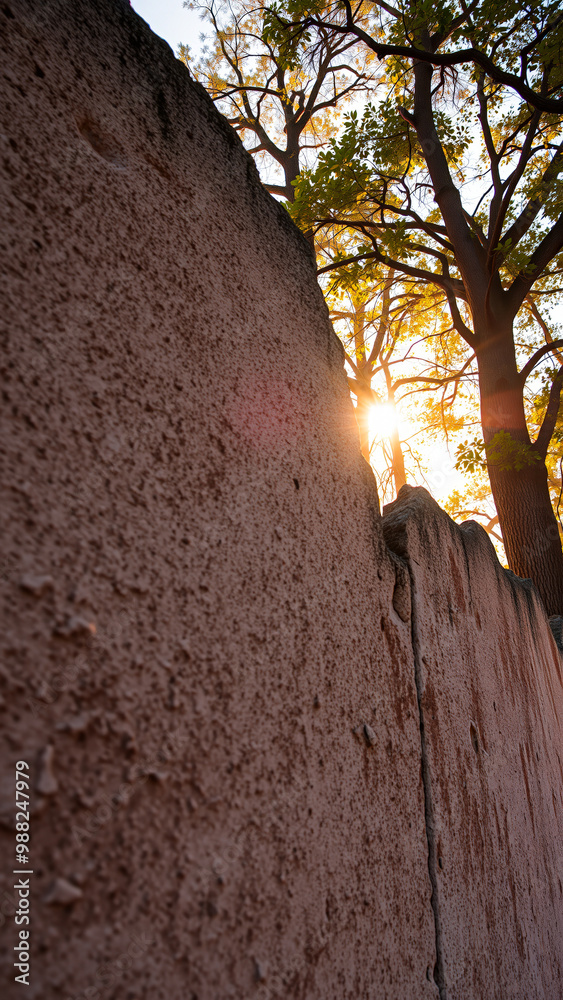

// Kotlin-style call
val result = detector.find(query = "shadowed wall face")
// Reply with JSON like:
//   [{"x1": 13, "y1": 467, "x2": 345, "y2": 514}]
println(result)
[{"x1": 1, "y1": 2, "x2": 563, "y2": 1000}]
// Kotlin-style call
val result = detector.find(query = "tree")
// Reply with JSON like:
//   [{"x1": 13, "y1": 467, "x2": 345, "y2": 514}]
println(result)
[
  {"x1": 183, "y1": 0, "x2": 483, "y2": 503},
  {"x1": 451, "y1": 293, "x2": 563, "y2": 553},
  {"x1": 181, "y1": 0, "x2": 376, "y2": 201},
  {"x1": 266, "y1": 0, "x2": 563, "y2": 614},
  {"x1": 182, "y1": 1, "x2": 470, "y2": 503},
  {"x1": 328, "y1": 264, "x2": 473, "y2": 501},
  {"x1": 265, "y1": 0, "x2": 563, "y2": 113}
]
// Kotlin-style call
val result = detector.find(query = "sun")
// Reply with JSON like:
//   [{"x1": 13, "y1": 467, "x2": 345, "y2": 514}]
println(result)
[{"x1": 368, "y1": 403, "x2": 399, "y2": 441}]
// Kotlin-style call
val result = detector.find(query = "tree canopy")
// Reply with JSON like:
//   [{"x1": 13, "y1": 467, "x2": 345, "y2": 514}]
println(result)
[
  {"x1": 264, "y1": 0, "x2": 563, "y2": 113},
  {"x1": 182, "y1": 0, "x2": 377, "y2": 200}
]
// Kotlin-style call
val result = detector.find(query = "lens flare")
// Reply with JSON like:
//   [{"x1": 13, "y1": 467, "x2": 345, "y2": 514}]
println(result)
[{"x1": 368, "y1": 403, "x2": 398, "y2": 441}]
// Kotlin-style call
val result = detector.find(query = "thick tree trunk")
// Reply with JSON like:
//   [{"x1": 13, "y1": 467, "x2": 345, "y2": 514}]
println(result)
[
  {"x1": 411, "y1": 54, "x2": 563, "y2": 612},
  {"x1": 283, "y1": 145, "x2": 315, "y2": 248},
  {"x1": 488, "y1": 461, "x2": 563, "y2": 614},
  {"x1": 282, "y1": 135, "x2": 300, "y2": 203},
  {"x1": 477, "y1": 334, "x2": 563, "y2": 616}
]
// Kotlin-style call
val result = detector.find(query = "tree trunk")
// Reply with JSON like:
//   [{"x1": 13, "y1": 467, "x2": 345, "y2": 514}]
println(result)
[
  {"x1": 477, "y1": 334, "x2": 563, "y2": 616},
  {"x1": 355, "y1": 387, "x2": 373, "y2": 464},
  {"x1": 488, "y1": 460, "x2": 563, "y2": 615},
  {"x1": 282, "y1": 132, "x2": 301, "y2": 204},
  {"x1": 282, "y1": 136, "x2": 315, "y2": 248},
  {"x1": 389, "y1": 421, "x2": 407, "y2": 495}
]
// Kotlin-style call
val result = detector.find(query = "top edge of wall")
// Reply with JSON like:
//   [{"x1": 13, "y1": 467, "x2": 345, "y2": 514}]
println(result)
[{"x1": 382, "y1": 484, "x2": 556, "y2": 635}]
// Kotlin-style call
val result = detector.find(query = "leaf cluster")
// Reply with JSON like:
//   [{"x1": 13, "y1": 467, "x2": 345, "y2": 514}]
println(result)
[{"x1": 456, "y1": 429, "x2": 543, "y2": 472}]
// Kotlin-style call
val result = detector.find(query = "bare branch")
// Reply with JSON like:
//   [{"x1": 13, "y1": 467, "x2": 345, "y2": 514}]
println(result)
[{"x1": 507, "y1": 213, "x2": 563, "y2": 315}]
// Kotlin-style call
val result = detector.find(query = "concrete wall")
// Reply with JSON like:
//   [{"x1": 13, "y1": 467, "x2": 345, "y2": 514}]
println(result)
[
  {"x1": 383, "y1": 490, "x2": 563, "y2": 999},
  {"x1": 0, "y1": 1, "x2": 561, "y2": 998}
]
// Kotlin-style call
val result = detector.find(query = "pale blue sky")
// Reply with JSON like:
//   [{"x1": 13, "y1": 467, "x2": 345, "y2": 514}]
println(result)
[{"x1": 130, "y1": 0, "x2": 203, "y2": 56}]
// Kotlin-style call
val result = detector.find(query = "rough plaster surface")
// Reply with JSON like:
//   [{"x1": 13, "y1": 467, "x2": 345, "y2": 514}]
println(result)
[
  {"x1": 0, "y1": 1, "x2": 436, "y2": 997},
  {"x1": 383, "y1": 488, "x2": 563, "y2": 999},
  {"x1": 0, "y1": 1, "x2": 562, "y2": 998}
]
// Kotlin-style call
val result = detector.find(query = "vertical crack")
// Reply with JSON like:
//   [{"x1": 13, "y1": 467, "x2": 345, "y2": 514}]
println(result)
[{"x1": 407, "y1": 560, "x2": 448, "y2": 1000}]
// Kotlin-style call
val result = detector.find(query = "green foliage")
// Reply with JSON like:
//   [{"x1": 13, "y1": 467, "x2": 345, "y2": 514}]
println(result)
[
  {"x1": 264, "y1": 0, "x2": 563, "y2": 93},
  {"x1": 456, "y1": 431, "x2": 543, "y2": 473},
  {"x1": 455, "y1": 437, "x2": 487, "y2": 474}
]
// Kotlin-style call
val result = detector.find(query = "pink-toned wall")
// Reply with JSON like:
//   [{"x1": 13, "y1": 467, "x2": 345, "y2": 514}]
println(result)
[{"x1": 0, "y1": 2, "x2": 561, "y2": 998}]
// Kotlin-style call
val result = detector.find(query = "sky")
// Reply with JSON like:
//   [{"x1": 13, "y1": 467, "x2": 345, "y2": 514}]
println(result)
[{"x1": 130, "y1": 0, "x2": 202, "y2": 56}]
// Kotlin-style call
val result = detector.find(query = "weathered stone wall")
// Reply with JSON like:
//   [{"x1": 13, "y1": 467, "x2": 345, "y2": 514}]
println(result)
[
  {"x1": 383, "y1": 490, "x2": 563, "y2": 999},
  {"x1": 0, "y1": 2, "x2": 561, "y2": 998}
]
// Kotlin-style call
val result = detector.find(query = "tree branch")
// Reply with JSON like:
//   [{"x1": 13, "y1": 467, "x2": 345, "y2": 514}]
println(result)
[
  {"x1": 534, "y1": 365, "x2": 563, "y2": 459},
  {"x1": 276, "y1": 10, "x2": 563, "y2": 113},
  {"x1": 506, "y1": 212, "x2": 563, "y2": 315},
  {"x1": 499, "y1": 141, "x2": 563, "y2": 264},
  {"x1": 519, "y1": 339, "x2": 563, "y2": 384},
  {"x1": 316, "y1": 246, "x2": 467, "y2": 306},
  {"x1": 526, "y1": 295, "x2": 563, "y2": 364}
]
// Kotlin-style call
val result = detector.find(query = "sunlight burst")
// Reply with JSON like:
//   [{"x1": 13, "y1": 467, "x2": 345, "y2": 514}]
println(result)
[{"x1": 368, "y1": 403, "x2": 399, "y2": 441}]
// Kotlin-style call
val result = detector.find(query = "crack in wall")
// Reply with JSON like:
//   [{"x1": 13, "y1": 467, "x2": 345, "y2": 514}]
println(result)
[
  {"x1": 388, "y1": 538, "x2": 448, "y2": 999},
  {"x1": 408, "y1": 571, "x2": 448, "y2": 1000}
]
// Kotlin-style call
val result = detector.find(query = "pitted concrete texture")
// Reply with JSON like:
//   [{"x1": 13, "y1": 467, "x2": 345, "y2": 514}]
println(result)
[
  {"x1": 0, "y1": 1, "x2": 437, "y2": 998},
  {"x1": 383, "y1": 486, "x2": 563, "y2": 1000},
  {"x1": 1, "y1": 1, "x2": 563, "y2": 998}
]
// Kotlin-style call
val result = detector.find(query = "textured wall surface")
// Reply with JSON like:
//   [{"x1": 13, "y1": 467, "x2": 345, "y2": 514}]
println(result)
[
  {"x1": 0, "y1": 2, "x2": 436, "y2": 998},
  {"x1": 0, "y1": 2, "x2": 562, "y2": 999},
  {"x1": 383, "y1": 490, "x2": 563, "y2": 1000}
]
